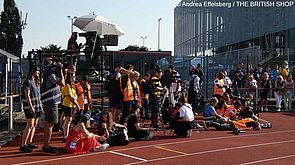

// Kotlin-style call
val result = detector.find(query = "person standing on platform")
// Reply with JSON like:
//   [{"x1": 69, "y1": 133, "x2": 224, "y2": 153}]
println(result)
[{"x1": 67, "y1": 32, "x2": 81, "y2": 66}]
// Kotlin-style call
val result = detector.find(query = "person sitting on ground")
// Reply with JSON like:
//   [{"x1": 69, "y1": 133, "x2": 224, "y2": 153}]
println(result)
[
  {"x1": 224, "y1": 101, "x2": 242, "y2": 120},
  {"x1": 172, "y1": 93, "x2": 195, "y2": 138},
  {"x1": 216, "y1": 92, "x2": 231, "y2": 115},
  {"x1": 97, "y1": 111, "x2": 134, "y2": 146},
  {"x1": 203, "y1": 97, "x2": 229, "y2": 130},
  {"x1": 66, "y1": 114, "x2": 109, "y2": 154},
  {"x1": 127, "y1": 105, "x2": 155, "y2": 141}
]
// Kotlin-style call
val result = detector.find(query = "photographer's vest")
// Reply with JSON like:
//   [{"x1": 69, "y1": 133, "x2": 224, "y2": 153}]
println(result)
[
  {"x1": 76, "y1": 82, "x2": 92, "y2": 110},
  {"x1": 224, "y1": 105, "x2": 237, "y2": 119},
  {"x1": 232, "y1": 118, "x2": 256, "y2": 131},
  {"x1": 213, "y1": 79, "x2": 225, "y2": 96},
  {"x1": 41, "y1": 70, "x2": 61, "y2": 106},
  {"x1": 121, "y1": 78, "x2": 142, "y2": 106}
]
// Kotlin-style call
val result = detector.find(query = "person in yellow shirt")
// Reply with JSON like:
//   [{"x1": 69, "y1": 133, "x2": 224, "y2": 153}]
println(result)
[
  {"x1": 279, "y1": 60, "x2": 289, "y2": 79},
  {"x1": 61, "y1": 74, "x2": 80, "y2": 142}
]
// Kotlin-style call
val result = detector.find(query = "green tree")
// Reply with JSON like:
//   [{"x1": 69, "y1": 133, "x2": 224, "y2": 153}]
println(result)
[
  {"x1": 120, "y1": 45, "x2": 148, "y2": 51},
  {"x1": 39, "y1": 44, "x2": 64, "y2": 62},
  {"x1": 0, "y1": 0, "x2": 22, "y2": 57},
  {"x1": 40, "y1": 44, "x2": 62, "y2": 51}
]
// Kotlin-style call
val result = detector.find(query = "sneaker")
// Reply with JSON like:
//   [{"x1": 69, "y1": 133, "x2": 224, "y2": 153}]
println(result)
[
  {"x1": 264, "y1": 108, "x2": 269, "y2": 112},
  {"x1": 195, "y1": 123, "x2": 203, "y2": 129},
  {"x1": 202, "y1": 121, "x2": 208, "y2": 131},
  {"x1": 276, "y1": 108, "x2": 281, "y2": 112},
  {"x1": 233, "y1": 128, "x2": 240, "y2": 135},
  {"x1": 122, "y1": 140, "x2": 130, "y2": 146},
  {"x1": 27, "y1": 143, "x2": 38, "y2": 149},
  {"x1": 139, "y1": 133, "x2": 154, "y2": 141},
  {"x1": 19, "y1": 145, "x2": 33, "y2": 153},
  {"x1": 187, "y1": 129, "x2": 192, "y2": 137},
  {"x1": 128, "y1": 137, "x2": 135, "y2": 143},
  {"x1": 42, "y1": 146, "x2": 58, "y2": 155},
  {"x1": 59, "y1": 128, "x2": 64, "y2": 133},
  {"x1": 94, "y1": 143, "x2": 109, "y2": 152}
]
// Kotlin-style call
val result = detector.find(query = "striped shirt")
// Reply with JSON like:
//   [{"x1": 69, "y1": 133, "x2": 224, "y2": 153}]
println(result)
[
  {"x1": 41, "y1": 69, "x2": 61, "y2": 106},
  {"x1": 22, "y1": 79, "x2": 42, "y2": 112}
]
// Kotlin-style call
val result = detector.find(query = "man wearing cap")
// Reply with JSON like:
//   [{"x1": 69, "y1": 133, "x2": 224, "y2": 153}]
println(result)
[{"x1": 41, "y1": 59, "x2": 65, "y2": 154}]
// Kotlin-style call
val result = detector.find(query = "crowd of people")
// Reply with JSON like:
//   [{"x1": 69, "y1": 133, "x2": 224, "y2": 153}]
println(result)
[
  {"x1": 218, "y1": 60, "x2": 295, "y2": 112},
  {"x1": 19, "y1": 32, "x2": 293, "y2": 154}
]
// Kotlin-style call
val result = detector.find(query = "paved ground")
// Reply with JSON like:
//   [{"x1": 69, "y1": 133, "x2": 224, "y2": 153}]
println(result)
[
  {"x1": 0, "y1": 112, "x2": 26, "y2": 148},
  {"x1": 0, "y1": 112, "x2": 294, "y2": 165}
]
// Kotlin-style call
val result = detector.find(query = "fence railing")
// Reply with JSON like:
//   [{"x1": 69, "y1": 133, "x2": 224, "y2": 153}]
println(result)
[{"x1": 0, "y1": 94, "x2": 20, "y2": 133}]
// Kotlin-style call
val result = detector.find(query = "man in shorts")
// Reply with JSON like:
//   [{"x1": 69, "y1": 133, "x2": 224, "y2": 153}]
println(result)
[{"x1": 41, "y1": 59, "x2": 65, "y2": 154}]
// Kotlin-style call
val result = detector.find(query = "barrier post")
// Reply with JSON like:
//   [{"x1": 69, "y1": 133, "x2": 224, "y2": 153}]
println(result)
[
  {"x1": 8, "y1": 96, "x2": 14, "y2": 133},
  {"x1": 255, "y1": 88, "x2": 259, "y2": 110}
]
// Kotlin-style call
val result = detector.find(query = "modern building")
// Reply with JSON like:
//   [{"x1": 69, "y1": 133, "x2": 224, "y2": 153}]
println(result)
[{"x1": 174, "y1": 0, "x2": 295, "y2": 65}]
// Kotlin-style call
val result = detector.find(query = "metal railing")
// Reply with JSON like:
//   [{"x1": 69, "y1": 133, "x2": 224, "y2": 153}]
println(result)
[{"x1": 0, "y1": 94, "x2": 19, "y2": 133}]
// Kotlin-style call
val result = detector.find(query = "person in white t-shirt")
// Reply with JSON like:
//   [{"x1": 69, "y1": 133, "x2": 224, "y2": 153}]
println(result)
[
  {"x1": 173, "y1": 93, "x2": 194, "y2": 138},
  {"x1": 248, "y1": 75, "x2": 257, "y2": 96}
]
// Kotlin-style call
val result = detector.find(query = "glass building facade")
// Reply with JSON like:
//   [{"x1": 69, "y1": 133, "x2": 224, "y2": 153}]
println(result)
[{"x1": 174, "y1": 0, "x2": 295, "y2": 57}]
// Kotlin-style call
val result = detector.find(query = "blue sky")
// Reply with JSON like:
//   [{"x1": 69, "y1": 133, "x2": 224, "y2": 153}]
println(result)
[{"x1": 0, "y1": 0, "x2": 180, "y2": 56}]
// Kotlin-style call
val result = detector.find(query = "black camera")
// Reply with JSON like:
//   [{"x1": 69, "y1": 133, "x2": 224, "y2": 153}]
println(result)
[{"x1": 45, "y1": 56, "x2": 63, "y2": 70}]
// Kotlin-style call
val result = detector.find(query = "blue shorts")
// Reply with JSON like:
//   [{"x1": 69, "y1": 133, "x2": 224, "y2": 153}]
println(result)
[{"x1": 44, "y1": 104, "x2": 59, "y2": 124}]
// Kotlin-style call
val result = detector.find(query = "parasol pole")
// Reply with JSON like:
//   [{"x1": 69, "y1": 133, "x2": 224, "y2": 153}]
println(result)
[{"x1": 91, "y1": 32, "x2": 99, "y2": 59}]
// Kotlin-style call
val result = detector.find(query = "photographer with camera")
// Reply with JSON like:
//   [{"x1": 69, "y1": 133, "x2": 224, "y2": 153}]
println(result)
[
  {"x1": 168, "y1": 65, "x2": 182, "y2": 100},
  {"x1": 139, "y1": 73, "x2": 152, "y2": 120},
  {"x1": 150, "y1": 68, "x2": 165, "y2": 128},
  {"x1": 41, "y1": 57, "x2": 65, "y2": 154}
]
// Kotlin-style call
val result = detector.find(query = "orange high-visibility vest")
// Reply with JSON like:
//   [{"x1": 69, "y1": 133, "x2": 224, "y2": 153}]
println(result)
[
  {"x1": 232, "y1": 118, "x2": 256, "y2": 130},
  {"x1": 224, "y1": 105, "x2": 237, "y2": 119},
  {"x1": 76, "y1": 82, "x2": 92, "y2": 110},
  {"x1": 121, "y1": 78, "x2": 142, "y2": 106},
  {"x1": 213, "y1": 79, "x2": 225, "y2": 96},
  {"x1": 121, "y1": 78, "x2": 133, "y2": 101}
]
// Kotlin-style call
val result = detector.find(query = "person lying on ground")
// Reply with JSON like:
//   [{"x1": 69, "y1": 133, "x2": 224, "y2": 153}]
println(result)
[{"x1": 66, "y1": 114, "x2": 109, "y2": 154}]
